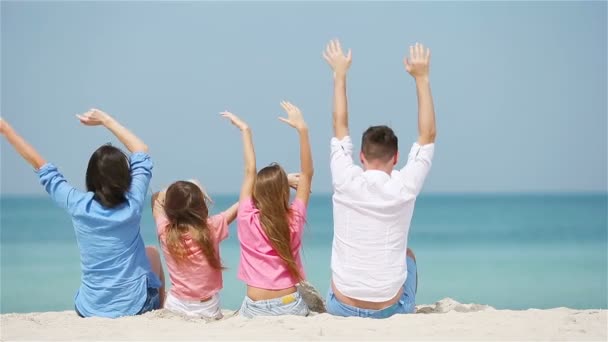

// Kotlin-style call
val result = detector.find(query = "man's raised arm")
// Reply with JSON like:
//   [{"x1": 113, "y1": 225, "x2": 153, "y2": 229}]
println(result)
[
  {"x1": 405, "y1": 43, "x2": 436, "y2": 145},
  {"x1": 323, "y1": 39, "x2": 352, "y2": 140}
]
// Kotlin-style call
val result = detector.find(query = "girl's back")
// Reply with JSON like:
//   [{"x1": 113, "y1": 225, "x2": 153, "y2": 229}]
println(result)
[
  {"x1": 220, "y1": 102, "x2": 314, "y2": 318},
  {"x1": 155, "y1": 213, "x2": 228, "y2": 299},
  {"x1": 152, "y1": 180, "x2": 238, "y2": 319}
]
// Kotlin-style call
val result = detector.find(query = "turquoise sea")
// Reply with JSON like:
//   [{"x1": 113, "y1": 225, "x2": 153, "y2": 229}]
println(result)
[{"x1": 1, "y1": 194, "x2": 606, "y2": 314}]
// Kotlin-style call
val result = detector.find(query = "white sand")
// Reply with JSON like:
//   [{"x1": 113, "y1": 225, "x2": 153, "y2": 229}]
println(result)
[{"x1": 1, "y1": 298, "x2": 606, "y2": 341}]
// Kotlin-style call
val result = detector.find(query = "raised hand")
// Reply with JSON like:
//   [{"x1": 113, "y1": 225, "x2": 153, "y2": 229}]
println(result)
[
  {"x1": 222, "y1": 111, "x2": 256, "y2": 201},
  {"x1": 323, "y1": 39, "x2": 352, "y2": 77},
  {"x1": 0, "y1": 118, "x2": 9, "y2": 135},
  {"x1": 76, "y1": 108, "x2": 111, "y2": 126},
  {"x1": 287, "y1": 172, "x2": 312, "y2": 193},
  {"x1": 0, "y1": 117, "x2": 46, "y2": 169},
  {"x1": 287, "y1": 173, "x2": 300, "y2": 189},
  {"x1": 278, "y1": 101, "x2": 307, "y2": 131},
  {"x1": 220, "y1": 111, "x2": 249, "y2": 131},
  {"x1": 404, "y1": 42, "x2": 431, "y2": 80}
]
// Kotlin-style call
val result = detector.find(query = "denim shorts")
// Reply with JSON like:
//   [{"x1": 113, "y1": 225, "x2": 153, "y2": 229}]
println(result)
[
  {"x1": 75, "y1": 287, "x2": 160, "y2": 318},
  {"x1": 137, "y1": 286, "x2": 161, "y2": 314},
  {"x1": 326, "y1": 255, "x2": 417, "y2": 318},
  {"x1": 238, "y1": 291, "x2": 310, "y2": 318}
]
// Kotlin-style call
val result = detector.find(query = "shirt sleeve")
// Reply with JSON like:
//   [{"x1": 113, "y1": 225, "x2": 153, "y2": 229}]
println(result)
[
  {"x1": 399, "y1": 142, "x2": 435, "y2": 196},
  {"x1": 37, "y1": 163, "x2": 85, "y2": 215},
  {"x1": 127, "y1": 152, "x2": 153, "y2": 211},
  {"x1": 289, "y1": 198, "x2": 307, "y2": 235},
  {"x1": 330, "y1": 136, "x2": 363, "y2": 190},
  {"x1": 209, "y1": 213, "x2": 229, "y2": 242},
  {"x1": 237, "y1": 197, "x2": 256, "y2": 219}
]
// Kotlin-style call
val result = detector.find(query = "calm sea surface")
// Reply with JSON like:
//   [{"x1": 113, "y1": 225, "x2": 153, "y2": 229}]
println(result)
[{"x1": 1, "y1": 193, "x2": 606, "y2": 313}]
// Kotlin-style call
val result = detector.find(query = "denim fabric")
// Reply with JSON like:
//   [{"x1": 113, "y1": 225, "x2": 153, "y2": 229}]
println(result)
[
  {"x1": 326, "y1": 256, "x2": 417, "y2": 318},
  {"x1": 238, "y1": 291, "x2": 309, "y2": 318}
]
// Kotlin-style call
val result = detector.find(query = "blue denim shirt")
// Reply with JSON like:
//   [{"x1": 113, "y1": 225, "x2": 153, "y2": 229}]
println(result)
[{"x1": 36, "y1": 152, "x2": 161, "y2": 318}]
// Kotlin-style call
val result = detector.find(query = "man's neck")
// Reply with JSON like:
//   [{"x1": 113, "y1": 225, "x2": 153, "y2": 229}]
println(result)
[{"x1": 363, "y1": 164, "x2": 394, "y2": 175}]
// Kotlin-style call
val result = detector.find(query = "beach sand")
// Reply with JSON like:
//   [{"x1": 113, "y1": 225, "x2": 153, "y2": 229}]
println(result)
[{"x1": 1, "y1": 298, "x2": 606, "y2": 341}]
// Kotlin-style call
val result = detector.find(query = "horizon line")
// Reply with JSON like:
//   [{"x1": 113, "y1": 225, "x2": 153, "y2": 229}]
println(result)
[{"x1": 1, "y1": 191, "x2": 606, "y2": 198}]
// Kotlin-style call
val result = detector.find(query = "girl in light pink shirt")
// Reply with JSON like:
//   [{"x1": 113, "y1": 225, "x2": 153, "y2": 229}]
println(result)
[
  {"x1": 152, "y1": 180, "x2": 238, "y2": 319},
  {"x1": 221, "y1": 101, "x2": 314, "y2": 318}
]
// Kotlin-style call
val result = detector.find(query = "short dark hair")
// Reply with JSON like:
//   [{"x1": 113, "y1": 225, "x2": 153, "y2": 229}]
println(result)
[
  {"x1": 361, "y1": 125, "x2": 398, "y2": 161},
  {"x1": 86, "y1": 144, "x2": 131, "y2": 208}
]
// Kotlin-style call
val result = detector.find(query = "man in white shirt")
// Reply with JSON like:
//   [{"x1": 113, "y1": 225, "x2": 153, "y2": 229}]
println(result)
[{"x1": 322, "y1": 40, "x2": 436, "y2": 318}]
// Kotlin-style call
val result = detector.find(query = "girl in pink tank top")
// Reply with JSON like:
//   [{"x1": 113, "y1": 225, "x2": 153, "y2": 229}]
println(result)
[{"x1": 221, "y1": 101, "x2": 314, "y2": 318}]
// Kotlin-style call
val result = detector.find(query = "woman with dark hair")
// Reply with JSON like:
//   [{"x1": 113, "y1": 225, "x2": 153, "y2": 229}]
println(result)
[{"x1": 0, "y1": 109, "x2": 165, "y2": 318}]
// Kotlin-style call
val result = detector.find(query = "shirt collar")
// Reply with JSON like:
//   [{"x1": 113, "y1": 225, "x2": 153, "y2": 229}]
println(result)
[{"x1": 363, "y1": 169, "x2": 392, "y2": 181}]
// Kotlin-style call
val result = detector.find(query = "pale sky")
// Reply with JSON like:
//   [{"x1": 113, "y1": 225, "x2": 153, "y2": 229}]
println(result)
[{"x1": 1, "y1": 1, "x2": 606, "y2": 195}]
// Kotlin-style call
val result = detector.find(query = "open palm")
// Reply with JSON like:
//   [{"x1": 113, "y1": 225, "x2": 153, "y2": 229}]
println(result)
[
  {"x1": 220, "y1": 111, "x2": 249, "y2": 131},
  {"x1": 278, "y1": 101, "x2": 306, "y2": 130},
  {"x1": 404, "y1": 42, "x2": 431, "y2": 79},
  {"x1": 323, "y1": 39, "x2": 352, "y2": 76}
]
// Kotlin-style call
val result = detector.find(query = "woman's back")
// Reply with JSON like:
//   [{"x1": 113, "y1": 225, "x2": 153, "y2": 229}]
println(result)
[{"x1": 37, "y1": 151, "x2": 161, "y2": 318}]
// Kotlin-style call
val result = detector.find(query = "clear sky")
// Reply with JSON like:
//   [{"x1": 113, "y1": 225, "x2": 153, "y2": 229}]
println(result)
[{"x1": 1, "y1": 1, "x2": 606, "y2": 195}]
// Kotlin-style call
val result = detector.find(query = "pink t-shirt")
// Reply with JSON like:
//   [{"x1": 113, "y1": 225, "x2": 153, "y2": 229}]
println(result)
[
  {"x1": 156, "y1": 213, "x2": 228, "y2": 300},
  {"x1": 237, "y1": 198, "x2": 307, "y2": 290}
]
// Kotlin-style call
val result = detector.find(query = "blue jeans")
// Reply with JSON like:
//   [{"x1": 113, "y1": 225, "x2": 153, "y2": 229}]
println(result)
[
  {"x1": 238, "y1": 291, "x2": 310, "y2": 318},
  {"x1": 326, "y1": 255, "x2": 417, "y2": 318},
  {"x1": 138, "y1": 286, "x2": 161, "y2": 314},
  {"x1": 75, "y1": 287, "x2": 160, "y2": 318}
]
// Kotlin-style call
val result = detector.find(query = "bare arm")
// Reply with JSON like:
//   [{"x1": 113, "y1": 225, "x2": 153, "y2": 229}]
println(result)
[
  {"x1": 404, "y1": 43, "x2": 436, "y2": 145},
  {"x1": 323, "y1": 40, "x2": 352, "y2": 140},
  {"x1": 221, "y1": 112, "x2": 255, "y2": 202},
  {"x1": 222, "y1": 202, "x2": 239, "y2": 225},
  {"x1": 278, "y1": 102, "x2": 313, "y2": 205},
  {"x1": 151, "y1": 190, "x2": 166, "y2": 219},
  {"x1": 332, "y1": 75, "x2": 348, "y2": 139},
  {"x1": 77, "y1": 109, "x2": 149, "y2": 153},
  {"x1": 0, "y1": 119, "x2": 46, "y2": 169}
]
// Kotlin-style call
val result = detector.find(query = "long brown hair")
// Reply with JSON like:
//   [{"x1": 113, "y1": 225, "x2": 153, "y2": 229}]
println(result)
[
  {"x1": 253, "y1": 163, "x2": 302, "y2": 282},
  {"x1": 163, "y1": 181, "x2": 223, "y2": 270}
]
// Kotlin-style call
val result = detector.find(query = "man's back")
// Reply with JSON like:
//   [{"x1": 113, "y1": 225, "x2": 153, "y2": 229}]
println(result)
[
  {"x1": 330, "y1": 135, "x2": 434, "y2": 302},
  {"x1": 322, "y1": 39, "x2": 436, "y2": 317}
]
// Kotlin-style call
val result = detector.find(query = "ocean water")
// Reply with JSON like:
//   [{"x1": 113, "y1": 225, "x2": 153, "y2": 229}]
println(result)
[{"x1": 1, "y1": 193, "x2": 606, "y2": 314}]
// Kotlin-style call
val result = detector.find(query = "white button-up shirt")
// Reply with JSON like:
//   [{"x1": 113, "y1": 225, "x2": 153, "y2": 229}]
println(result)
[{"x1": 330, "y1": 136, "x2": 434, "y2": 301}]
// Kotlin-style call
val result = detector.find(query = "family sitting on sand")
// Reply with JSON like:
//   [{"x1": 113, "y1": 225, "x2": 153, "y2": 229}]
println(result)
[{"x1": 0, "y1": 40, "x2": 436, "y2": 320}]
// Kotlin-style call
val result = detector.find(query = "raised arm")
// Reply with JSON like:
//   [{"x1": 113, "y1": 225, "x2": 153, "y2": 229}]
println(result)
[
  {"x1": 1, "y1": 118, "x2": 85, "y2": 213},
  {"x1": 222, "y1": 202, "x2": 239, "y2": 225},
  {"x1": 404, "y1": 43, "x2": 436, "y2": 145},
  {"x1": 221, "y1": 112, "x2": 255, "y2": 202},
  {"x1": 323, "y1": 40, "x2": 352, "y2": 140},
  {"x1": 278, "y1": 102, "x2": 313, "y2": 205},
  {"x1": 151, "y1": 190, "x2": 166, "y2": 219},
  {"x1": 185, "y1": 179, "x2": 238, "y2": 224},
  {"x1": 77, "y1": 109, "x2": 149, "y2": 153},
  {"x1": 0, "y1": 118, "x2": 47, "y2": 169}
]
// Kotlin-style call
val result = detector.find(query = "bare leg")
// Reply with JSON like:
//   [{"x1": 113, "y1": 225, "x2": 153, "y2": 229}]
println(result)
[{"x1": 146, "y1": 246, "x2": 166, "y2": 307}]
